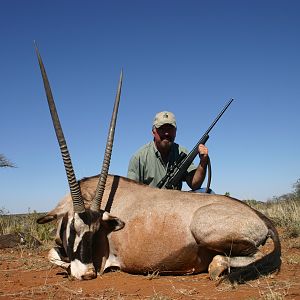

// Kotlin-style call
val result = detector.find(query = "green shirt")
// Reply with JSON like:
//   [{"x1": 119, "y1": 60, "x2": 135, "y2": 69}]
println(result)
[{"x1": 127, "y1": 141, "x2": 197, "y2": 190}]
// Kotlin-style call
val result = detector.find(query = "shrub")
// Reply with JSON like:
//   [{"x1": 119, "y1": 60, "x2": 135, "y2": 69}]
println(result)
[{"x1": 0, "y1": 208, "x2": 55, "y2": 247}]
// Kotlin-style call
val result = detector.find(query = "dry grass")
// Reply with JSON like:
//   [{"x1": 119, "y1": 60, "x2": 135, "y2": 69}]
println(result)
[
  {"x1": 250, "y1": 277, "x2": 291, "y2": 300},
  {"x1": 146, "y1": 270, "x2": 160, "y2": 280},
  {"x1": 244, "y1": 199, "x2": 300, "y2": 239},
  {"x1": 0, "y1": 208, "x2": 55, "y2": 249}
]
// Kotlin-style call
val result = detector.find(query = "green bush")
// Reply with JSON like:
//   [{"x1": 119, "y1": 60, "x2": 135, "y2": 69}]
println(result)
[{"x1": 0, "y1": 208, "x2": 55, "y2": 245}]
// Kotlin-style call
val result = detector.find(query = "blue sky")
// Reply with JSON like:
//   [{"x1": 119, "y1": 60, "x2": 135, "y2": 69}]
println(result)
[{"x1": 1, "y1": 0, "x2": 299, "y2": 213}]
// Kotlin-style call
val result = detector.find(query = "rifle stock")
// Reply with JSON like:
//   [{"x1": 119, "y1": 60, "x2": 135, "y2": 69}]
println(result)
[{"x1": 157, "y1": 99, "x2": 233, "y2": 189}]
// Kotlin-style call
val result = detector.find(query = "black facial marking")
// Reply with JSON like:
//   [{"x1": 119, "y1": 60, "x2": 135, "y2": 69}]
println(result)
[
  {"x1": 74, "y1": 232, "x2": 94, "y2": 264},
  {"x1": 66, "y1": 210, "x2": 102, "y2": 263},
  {"x1": 67, "y1": 219, "x2": 77, "y2": 260},
  {"x1": 79, "y1": 210, "x2": 101, "y2": 225}
]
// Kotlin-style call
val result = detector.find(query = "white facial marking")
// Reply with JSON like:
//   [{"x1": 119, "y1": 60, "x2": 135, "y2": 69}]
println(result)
[
  {"x1": 73, "y1": 213, "x2": 90, "y2": 252},
  {"x1": 102, "y1": 211, "x2": 110, "y2": 221},
  {"x1": 70, "y1": 259, "x2": 89, "y2": 280}
]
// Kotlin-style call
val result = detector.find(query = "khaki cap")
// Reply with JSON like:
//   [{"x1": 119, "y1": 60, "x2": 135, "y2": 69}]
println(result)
[{"x1": 153, "y1": 111, "x2": 177, "y2": 128}]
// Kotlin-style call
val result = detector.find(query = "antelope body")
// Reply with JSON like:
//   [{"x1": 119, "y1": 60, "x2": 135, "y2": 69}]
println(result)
[{"x1": 38, "y1": 174, "x2": 281, "y2": 282}]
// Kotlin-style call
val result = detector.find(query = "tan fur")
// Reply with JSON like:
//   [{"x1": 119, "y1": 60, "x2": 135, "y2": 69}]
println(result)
[{"x1": 42, "y1": 174, "x2": 281, "y2": 281}]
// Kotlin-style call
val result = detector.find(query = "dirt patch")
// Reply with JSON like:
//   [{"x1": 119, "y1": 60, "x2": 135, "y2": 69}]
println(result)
[{"x1": 0, "y1": 237, "x2": 299, "y2": 299}]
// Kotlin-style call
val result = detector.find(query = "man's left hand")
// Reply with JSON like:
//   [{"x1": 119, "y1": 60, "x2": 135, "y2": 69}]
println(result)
[{"x1": 198, "y1": 144, "x2": 208, "y2": 158}]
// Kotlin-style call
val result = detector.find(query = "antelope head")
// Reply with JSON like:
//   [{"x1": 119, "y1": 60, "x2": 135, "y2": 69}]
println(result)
[{"x1": 35, "y1": 44, "x2": 125, "y2": 279}]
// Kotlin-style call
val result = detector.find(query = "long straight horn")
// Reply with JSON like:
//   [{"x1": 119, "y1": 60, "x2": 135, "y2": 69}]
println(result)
[
  {"x1": 34, "y1": 43, "x2": 85, "y2": 214},
  {"x1": 90, "y1": 69, "x2": 123, "y2": 212}
]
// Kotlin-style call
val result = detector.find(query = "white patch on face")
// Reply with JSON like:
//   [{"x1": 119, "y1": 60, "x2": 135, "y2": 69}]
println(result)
[
  {"x1": 70, "y1": 259, "x2": 89, "y2": 280},
  {"x1": 102, "y1": 211, "x2": 110, "y2": 221},
  {"x1": 72, "y1": 213, "x2": 91, "y2": 253}
]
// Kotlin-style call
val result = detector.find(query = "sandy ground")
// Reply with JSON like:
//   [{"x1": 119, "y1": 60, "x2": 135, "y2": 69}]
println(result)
[{"x1": 0, "y1": 235, "x2": 299, "y2": 300}]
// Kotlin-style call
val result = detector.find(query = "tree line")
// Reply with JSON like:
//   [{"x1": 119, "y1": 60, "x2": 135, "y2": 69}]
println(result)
[{"x1": 0, "y1": 154, "x2": 15, "y2": 168}]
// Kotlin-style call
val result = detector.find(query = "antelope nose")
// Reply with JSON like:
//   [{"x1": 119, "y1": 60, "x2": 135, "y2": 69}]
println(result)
[{"x1": 81, "y1": 269, "x2": 97, "y2": 280}]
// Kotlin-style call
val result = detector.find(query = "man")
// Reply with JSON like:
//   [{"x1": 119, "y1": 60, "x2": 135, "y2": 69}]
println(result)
[{"x1": 127, "y1": 111, "x2": 209, "y2": 190}]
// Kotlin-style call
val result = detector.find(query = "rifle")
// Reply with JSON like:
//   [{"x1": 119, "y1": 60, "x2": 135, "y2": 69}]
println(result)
[{"x1": 156, "y1": 99, "x2": 234, "y2": 189}]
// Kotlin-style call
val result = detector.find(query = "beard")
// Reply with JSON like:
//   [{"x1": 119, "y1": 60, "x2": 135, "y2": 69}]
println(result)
[{"x1": 158, "y1": 137, "x2": 174, "y2": 151}]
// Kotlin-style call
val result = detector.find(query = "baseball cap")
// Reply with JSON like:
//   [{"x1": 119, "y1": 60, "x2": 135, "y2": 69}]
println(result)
[{"x1": 153, "y1": 111, "x2": 177, "y2": 128}]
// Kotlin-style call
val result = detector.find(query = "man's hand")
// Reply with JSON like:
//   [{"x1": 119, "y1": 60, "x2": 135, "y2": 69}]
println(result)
[{"x1": 198, "y1": 144, "x2": 208, "y2": 158}]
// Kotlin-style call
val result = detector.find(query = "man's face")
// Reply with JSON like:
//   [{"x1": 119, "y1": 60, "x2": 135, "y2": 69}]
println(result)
[{"x1": 152, "y1": 124, "x2": 176, "y2": 152}]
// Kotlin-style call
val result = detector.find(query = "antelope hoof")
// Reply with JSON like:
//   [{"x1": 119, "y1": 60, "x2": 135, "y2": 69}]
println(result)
[{"x1": 208, "y1": 255, "x2": 228, "y2": 280}]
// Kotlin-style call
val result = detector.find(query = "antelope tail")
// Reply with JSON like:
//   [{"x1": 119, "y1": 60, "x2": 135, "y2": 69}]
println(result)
[{"x1": 225, "y1": 214, "x2": 281, "y2": 283}]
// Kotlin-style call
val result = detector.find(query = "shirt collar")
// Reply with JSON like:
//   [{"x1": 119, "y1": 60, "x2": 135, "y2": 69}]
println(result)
[
  {"x1": 151, "y1": 141, "x2": 161, "y2": 158},
  {"x1": 151, "y1": 140, "x2": 176, "y2": 160}
]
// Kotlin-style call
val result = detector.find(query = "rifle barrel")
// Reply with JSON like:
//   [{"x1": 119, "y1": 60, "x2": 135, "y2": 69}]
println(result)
[
  {"x1": 162, "y1": 98, "x2": 234, "y2": 189},
  {"x1": 203, "y1": 98, "x2": 234, "y2": 138},
  {"x1": 188, "y1": 98, "x2": 233, "y2": 157}
]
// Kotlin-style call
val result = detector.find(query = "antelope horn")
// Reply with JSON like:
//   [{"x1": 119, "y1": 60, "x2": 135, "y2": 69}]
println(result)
[
  {"x1": 90, "y1": 69, "x2": 123, "y2": 212},
  {"x1": 34, "y1": 42, "x2": 85, "y2": 214}
]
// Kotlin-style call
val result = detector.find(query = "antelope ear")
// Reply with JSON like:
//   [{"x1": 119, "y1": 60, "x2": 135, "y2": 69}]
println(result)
[
  {"x1": 102, "y1": 212, "x2": 125, "y2": 232},
  {"x1": 37, "y1": 214, "x2": 57, "y2": 224}
]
